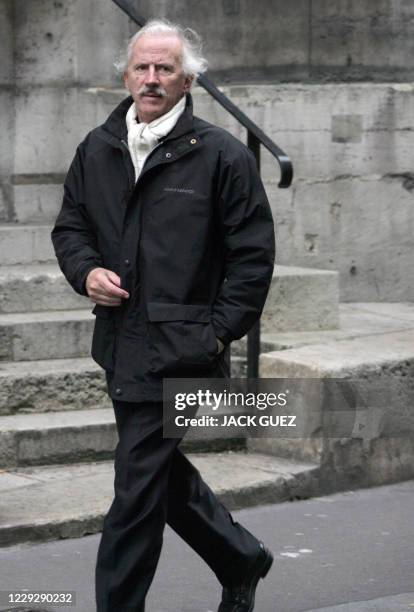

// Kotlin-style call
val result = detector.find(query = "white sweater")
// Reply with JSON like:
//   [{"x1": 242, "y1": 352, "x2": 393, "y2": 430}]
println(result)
[{"x1": 125, "y1": 96, "x2": 186, "y2": 181}]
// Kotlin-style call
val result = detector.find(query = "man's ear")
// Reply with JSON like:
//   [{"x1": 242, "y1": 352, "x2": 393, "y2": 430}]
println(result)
[
  {"x1": 184, "y1": 74, "x2": 194, "y2": 93},
  {"x1": 123, "y1": 71, "x2": 129, "y2": 91}
]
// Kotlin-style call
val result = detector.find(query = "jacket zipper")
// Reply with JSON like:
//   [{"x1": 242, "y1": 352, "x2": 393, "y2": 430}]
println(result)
[
  {"x1": 120, "y1": 139, "x2": 135, "y2": 195},
  {"x1": 119, "y1": 138, "x2": 166, "y2": 314}
]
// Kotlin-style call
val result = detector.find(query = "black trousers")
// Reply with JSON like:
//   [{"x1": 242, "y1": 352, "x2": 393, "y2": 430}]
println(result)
[{"x1": 95, "y1": 400, "x2": 261, "y2": 611}]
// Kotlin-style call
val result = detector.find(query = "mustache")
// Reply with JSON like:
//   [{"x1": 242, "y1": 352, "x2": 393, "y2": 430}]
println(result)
[{"x1": 137, "y1": 85, "x2": 168, "y2": 97}]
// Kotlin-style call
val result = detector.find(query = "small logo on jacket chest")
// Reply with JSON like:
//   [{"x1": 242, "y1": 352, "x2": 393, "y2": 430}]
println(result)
[{"x1": 164, "y1": 187, "x2": 195, "y2": 195}]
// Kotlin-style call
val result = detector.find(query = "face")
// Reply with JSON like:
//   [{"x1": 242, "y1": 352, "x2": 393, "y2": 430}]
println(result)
[{"x1": 123, "y1": 33, "x2": 193, "y2": 124}]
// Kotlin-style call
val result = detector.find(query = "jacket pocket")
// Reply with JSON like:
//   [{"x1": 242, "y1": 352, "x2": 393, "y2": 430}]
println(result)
[
  {"x1": 145, "y1": 302, "x2": 218, "y2": 376},
  {"x1": 91, "y1": 305, "x2": 116, "y2": 371}
]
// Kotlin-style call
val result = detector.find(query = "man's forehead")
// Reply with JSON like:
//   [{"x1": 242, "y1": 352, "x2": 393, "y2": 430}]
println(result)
[{"x1": 130, "y1": 34, "x2": 183, "y2": 62}]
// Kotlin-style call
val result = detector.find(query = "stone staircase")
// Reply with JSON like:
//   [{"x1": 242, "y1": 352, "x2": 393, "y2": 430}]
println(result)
[
  {"x1": 1, "y1": 0, "x2": 413, "y2": 560},
  {"x1": 254, "y1": 303, "x2": 414, "y2": 490},
  {"x1": 1, "y1": 219, "x2": 414, "y2": 548},
  {"x1": 0, "y1": 220, "x2": 338, "y2": 547},
  {"x1": 2, "y1": 163, "x2": 414, "y2": 554}
]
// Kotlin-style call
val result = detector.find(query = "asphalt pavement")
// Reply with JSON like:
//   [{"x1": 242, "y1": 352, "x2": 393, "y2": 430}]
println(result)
[{"x1": 0, "y1": 480, "x2": 413, "y2": 612}]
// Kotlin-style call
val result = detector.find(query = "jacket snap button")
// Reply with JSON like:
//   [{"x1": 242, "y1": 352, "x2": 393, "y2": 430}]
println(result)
[
  {"x1": 165, "y1": 152, "x2": 172, "y2": 158},
  {"x1": 190, "y1": 138, "x2": 197, "y2": 144},
  {"x1": 124, "y1": 259, "x2": 130, "y2": 265},
  {"x1": 115, "y1": 388, "x2": 122, "y2": 395}
]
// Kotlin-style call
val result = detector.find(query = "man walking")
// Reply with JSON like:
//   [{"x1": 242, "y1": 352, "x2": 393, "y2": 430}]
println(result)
[{"x1": 52, "y1": 19, "x2": 275, "y2": 612}]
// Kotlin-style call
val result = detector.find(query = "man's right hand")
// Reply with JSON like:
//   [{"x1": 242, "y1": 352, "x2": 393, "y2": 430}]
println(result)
[{"x1": 86, "y1": 267, "x2": 130, "y2": 306}]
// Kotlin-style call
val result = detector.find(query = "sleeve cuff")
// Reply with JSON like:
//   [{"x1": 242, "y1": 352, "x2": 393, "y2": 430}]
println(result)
[
  {"x1": 211, "y1": 321, "x2": 233, "y2": 347},
  {"x1": 77, "y1": 263, "x2": 102, "y2": 297}
]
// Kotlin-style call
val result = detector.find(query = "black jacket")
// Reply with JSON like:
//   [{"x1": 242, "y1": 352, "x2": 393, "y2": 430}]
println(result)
[{"x1": 51, "y1": 94, "x2": 275, "y2": 402}]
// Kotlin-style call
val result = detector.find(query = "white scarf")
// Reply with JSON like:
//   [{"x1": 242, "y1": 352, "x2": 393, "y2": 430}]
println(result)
[{"x1": 125, "y1": 96, "x2": 186, "y2": 181}]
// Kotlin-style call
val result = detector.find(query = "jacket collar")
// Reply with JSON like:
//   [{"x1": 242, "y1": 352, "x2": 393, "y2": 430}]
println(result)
[{"x1": 101, "y1": 93, "x2": 196, "y2": 145}]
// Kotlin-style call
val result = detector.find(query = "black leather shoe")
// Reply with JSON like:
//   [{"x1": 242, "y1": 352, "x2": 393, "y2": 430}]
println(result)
[{"x1": 218, "y1": 542, "x2": 273, "y2": 611}]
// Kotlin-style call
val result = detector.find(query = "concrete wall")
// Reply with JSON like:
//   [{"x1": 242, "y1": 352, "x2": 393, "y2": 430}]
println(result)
[
  {"x1": 0, "y1": 0, "x2": 14, "y2": 222},
  {"x1": 120, "y1": 0, "x2": 414, "y2": 83},
  {"x1": 1, "y1": 0, "x2": 413, "y2": 301},
  {"x1": 1, "y1": 0, "x2": 131, "y2": 224},
  {"x1": 4, "y1": 1, "x2": 413, "y2": 87}
]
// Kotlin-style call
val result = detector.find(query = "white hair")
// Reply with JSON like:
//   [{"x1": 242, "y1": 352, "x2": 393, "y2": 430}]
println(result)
[{"x1": 115, "y1": 19, "x2": 208, "y2": 79}]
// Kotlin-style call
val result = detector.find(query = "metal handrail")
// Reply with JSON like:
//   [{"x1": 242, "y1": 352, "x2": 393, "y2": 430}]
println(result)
[{"x1": 111, "y1": 0, "x2": 293, "y2": 188}]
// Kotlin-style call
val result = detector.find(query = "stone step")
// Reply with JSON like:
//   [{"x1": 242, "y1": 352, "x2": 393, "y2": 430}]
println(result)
[
  {"x1": 0, "y1": 264, "x2": 340, "y2": 364},
  {"x1": 3, "y1": 301, "x2": 400, "y2": 413},
  {"x1": 12, "y1": 181, "x2": 63, "y2": 225},
  {"x1": 0, "y1": 357, "x2": 108, "y2": 415},
  {"x1": 0, "y1": 355, "x2": 247, "y2": 416},
  {"x1": 262, "y1": 265, "x2": 340, "y2": 333},
  {"x1": 0, "y1": 453, "x2": 320, "y2": 547},
  {"x1": 260, "y1": 329, "x2": 414, "y2": 380},
  {"x1": 261, "y1": 302, "x2": 414, "y2": 352},
  {"x1": 0, "y1": 264, "x2": 89, "y2": 313},
  {"x1": 0, "y1": 407, "x2": 116, "y2": 469},
  {"x1": 254, "y1": 327, "x2": 414, "y2": 488},
  {"x1": 0, "y1": 260, "x2": 340, "y2": 335},
  {"x1": 0, "y1": 224, "x2": 55, "y2": 265},
  {"x1": 1, "y1": 303, "x2": 408, "y2": 413},
  {"x1": 0, "y1": 309, "x2": 93, "y2": 362},
  {"x1": 0, "y1": 406, "x2": 248, "y2": 469}
]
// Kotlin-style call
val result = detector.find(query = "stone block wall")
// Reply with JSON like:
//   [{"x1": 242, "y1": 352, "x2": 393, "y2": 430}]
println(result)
[
  {"x1": 125, "y1": 0, "x2": 414, "y2": 83},
  {"x1": 1, "y1": 0, "x2": 413, "y2": 301},
  {"x1": 0, "y1": 0, "x2": 14, "y2": 221}
]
